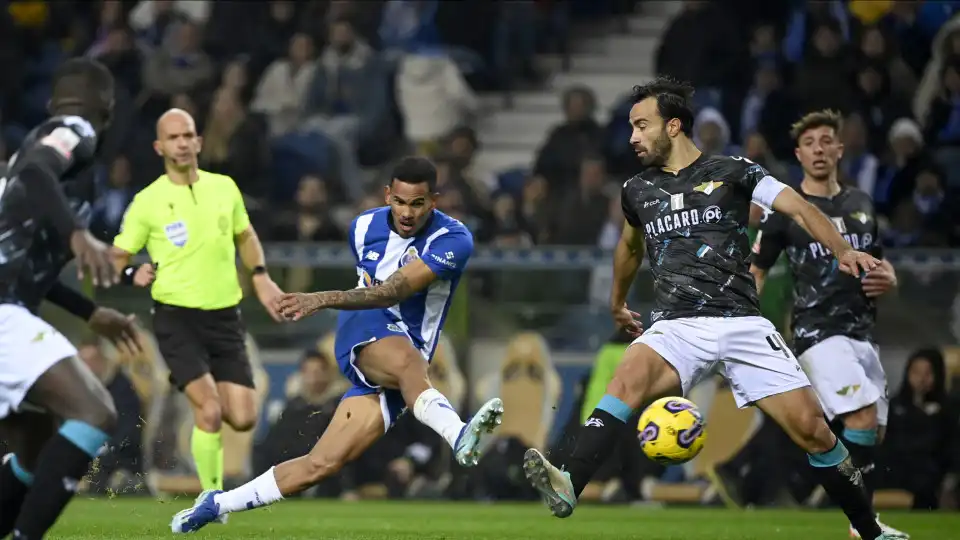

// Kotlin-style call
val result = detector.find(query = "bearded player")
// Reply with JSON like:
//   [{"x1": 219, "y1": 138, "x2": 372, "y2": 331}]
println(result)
[
  {"x1": 750, "y1": 110, "x2": 906, "y2": 538},
  {"x1": 172, "y1": 156, "x2": 503, "y2": 533},
  {"x1": 521, "y1": 77, "x2": 905, "y2": 540},
  {"x1": 0, "y1": 58, "x2": 143, "y2": 539}
]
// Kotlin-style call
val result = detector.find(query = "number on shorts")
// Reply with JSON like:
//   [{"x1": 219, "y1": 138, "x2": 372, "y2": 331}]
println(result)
[{"x1": 765, "y1": 332, "x2": 792, "y2": 359}]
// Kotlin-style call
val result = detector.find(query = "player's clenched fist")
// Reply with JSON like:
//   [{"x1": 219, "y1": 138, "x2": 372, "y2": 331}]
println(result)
[
  {"x1": 275, "y1": 292, "x2": 325, "y2": 321},
  {"x1": 836, "y1": 249, "x2": 879, "y2": 277}
]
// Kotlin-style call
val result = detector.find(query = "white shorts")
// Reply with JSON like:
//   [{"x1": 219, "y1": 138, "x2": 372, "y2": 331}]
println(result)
[
  {"x1": 635, "y1": 316, "x2": 810, "y2": 408},
  {"x1": 799, "y1": 336, "x2": 888, "y2": 426},
  {"x1": 0, "y1": 304, "x2": 77, "y2": 419}
]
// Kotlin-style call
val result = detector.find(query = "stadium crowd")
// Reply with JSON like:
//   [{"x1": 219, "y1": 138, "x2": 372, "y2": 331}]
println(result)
[{"x1": 2, "y1": 0, "x2": 960, "y2": 510}]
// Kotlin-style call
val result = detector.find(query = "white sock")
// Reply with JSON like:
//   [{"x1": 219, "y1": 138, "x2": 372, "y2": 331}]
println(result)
[
  {"x1": 212, "y1": 467, "x2": 284, "y2": 514},
  {"x1": 413, "y1": 388, "x2": 465, "y2": 449}
]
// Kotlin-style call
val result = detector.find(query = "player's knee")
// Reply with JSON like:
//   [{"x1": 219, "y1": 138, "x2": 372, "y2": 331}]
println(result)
[
  {"x1": 795, "y1": 413, "x2": 834, "y2": 454},
  {"x1": 224, "y1": 410, "x2": 257, "y2": 432},
  {"x1": 74, "y1": 392, "x2": 118, "y2": 435},
  {"x1": 194, "y1": 399, "x2": 223, "y2": 432}
]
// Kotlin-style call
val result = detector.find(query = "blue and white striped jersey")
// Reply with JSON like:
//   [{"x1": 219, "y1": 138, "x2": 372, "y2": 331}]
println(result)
[{"x1": 345, "y1": 207, "x2": 474, "y2": 360}]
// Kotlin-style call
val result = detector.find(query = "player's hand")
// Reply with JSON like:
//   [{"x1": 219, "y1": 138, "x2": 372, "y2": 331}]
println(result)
[
  {"x1": 275, "y1": 292, "x2": 325, "y2": 321},
  {"x1": 87, "y1": 307, "x2": 142, "y2": 357},
  {"x1": 862, "y1": 259, "x2": 897, "y2": 298},
  {"x1": 70, "y1": 230, "x2": 119, "y2": 287},
  {"x1": 836, "y1": 249, "x2": 879, "y2": 277},
  {"x1": 611, "y1": 303, "x2": 644, "y2": 337},
  {"x1": 252, "y1": 274, "x2": 285, "y2": 322},
  {"x1": 133, "y1": 263, "x2": 156, "y2": 287}
]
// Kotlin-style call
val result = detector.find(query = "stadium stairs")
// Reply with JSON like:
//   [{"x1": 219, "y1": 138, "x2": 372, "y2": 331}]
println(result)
[{"x1": 473, "y1": 2, "x2": 682, "y2": 177}]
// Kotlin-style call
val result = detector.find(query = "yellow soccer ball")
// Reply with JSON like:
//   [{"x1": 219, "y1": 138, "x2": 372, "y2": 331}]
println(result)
[{"x1": 637, "y1": 397, "x2": 707, "y2": 464}]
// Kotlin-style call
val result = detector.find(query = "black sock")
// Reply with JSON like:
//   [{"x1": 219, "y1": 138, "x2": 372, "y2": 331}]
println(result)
[
  {"x1": 841, "y1": 428, "x2": 878, "y2": 504},
  {"x1": 564, "y1": 395, "x2": 634, "y2": 497},
  {"x1": 808, "y1": 440, "x2": 881, "y2": 540},
  {"x1": 12, "y1": 421, "x2": 109, "y2": 539},
  {"x1": 0, "y1": 456, "x2": 32, "y2": 536}
]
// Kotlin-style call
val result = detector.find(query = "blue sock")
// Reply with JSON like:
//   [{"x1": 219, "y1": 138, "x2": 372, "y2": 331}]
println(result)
[
  {"x1": 842, "y1": 427, "x2": 877, "y2": 446},
  {"x1": 807, "y1": 439, "x2": 850, "y2": 468},
  {"x1": 8, "y1": 456, "x2": 33, "y2": 486},
  {"x1": 596, "y1": 394, "x2": 634, "y2": 423},
  {"x1": 59, "y1": 420, "x2": 110, "y2": 458}
]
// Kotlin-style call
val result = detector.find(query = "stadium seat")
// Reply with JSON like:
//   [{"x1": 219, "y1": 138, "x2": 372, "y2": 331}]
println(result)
[
  {"x1": 477, "y1": 332, "x2": 561, "y2": 450},
  {"x1": 873, "y1": 489, "x2": 914, "y2": 509}
]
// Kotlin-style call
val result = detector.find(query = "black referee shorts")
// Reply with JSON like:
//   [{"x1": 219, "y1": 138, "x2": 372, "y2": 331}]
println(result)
[{"x1": 152, "y1": 302, "x2": 255, "y2": 391}]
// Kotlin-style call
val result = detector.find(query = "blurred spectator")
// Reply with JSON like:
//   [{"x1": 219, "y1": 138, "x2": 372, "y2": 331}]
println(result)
[
  {"x1": 142, "y1": 20, "x2": 214, "y2": 99},
  {"x1": 128, "y1": 0, "x2": 206, "y2": 50},
  {"x1": 793, "y1": 19, "x2": 856, "y2": 113},
  {"x1": 303, "y1": 16, "x2": 386, "y2": 199},
  {"x1": 488, "y1": 192, "x2": 533, "y2": 247},
  {"x1": 520, "y1": 174, "x2": 551, "y2": 244},
  {"x1": 445, "y1": 126, "x2": 496, "y2": 195},
  {"x1": 533, "y1": 86, "x2": 601, "y2": 189},
  {"x1": 252, "y1": 33, "x2": 318, "y2": 138},
  {"x1": 740, "y1": 62, "x2": 783, "y2": 143},
  {"x1": 858, "y1": 24, "x2": 918, "y2": 100},
  {"x1": 853, "y1": 60, "x2": 910, "y2": 155},
  {"x1": 221, "y1": 57, "x2": 252, "y2": 104},
  {"x1": 839, "y1": 113, "x2": 880, "y2": 195},
  {"x1": 879, "y1": 348, "x2": 955, "y2": 509},
  {"x1": 92, "y1": 25, "x2": 144, "y2": 98},
  {"x1": 85, "y1": 0, "x2": 125, "y2": 58},
  {"x1": 782, "y1": 0, "x2": 850, "y2": 64},
  {"x1": 742, "y1": 132, "x2": 790, "y2": 183},
  {"x1": 878, "y1": 0, "x2": 934, "y2": 77},
  {"x1": 693, "y1": 107, "x2": 737, "y2": 156},
  {"x1": 396, "y1": 50, "x2": 477, "y2": 154},
  {"x1": 92, "y1": 155, "x2": 135, "y2": 239},
  {"x1": 272, "y1": 175, "x2": 345, "y2": 243},
  {"x1": 379, "y1": 0, "x2": 441, "y2": 54},
  {"x1": 655, "y1": 0, "x2": 741, "y2": 108},
  {"x1": 253, "y1": 0, "x2": 299, "y2": 77},
  {"x1": 875, "y1": 118, "x2": 929, "y2": 216},
  {"x1": 923, "y1": 56, "x2": 960, "y2": 147},
  {"x1": 551, "y1": 156, "x2": 609, "y2": 245},
  {"x1": 199, "y1": 88, "x2": 270, "y2": 203},
  {"x1": 170, "y1": 92, "x2": 199, "y2": 119},
  {"x1": 748, "y1": 23, "x2": 782, "y2": 70},
  {"x1": 915, "y1": 18, "x2": 960, "y2": 128},
  {"x1": 77, "y1": 339, "x2": 142, "y2": 495}
]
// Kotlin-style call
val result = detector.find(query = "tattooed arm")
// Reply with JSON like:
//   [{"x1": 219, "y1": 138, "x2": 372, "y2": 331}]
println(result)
[{"x1": 315, "y1": 259, "x2": 438, "y2": 310}]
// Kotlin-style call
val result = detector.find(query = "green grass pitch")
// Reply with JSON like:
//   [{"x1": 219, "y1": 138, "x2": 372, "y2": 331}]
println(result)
[{"x1": 51, "y1": 498, "x2": 958, "y2": 539}]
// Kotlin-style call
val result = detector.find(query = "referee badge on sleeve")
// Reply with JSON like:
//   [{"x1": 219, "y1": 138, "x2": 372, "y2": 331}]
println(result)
[{"x1": 164, "y1": 221, "x2": 188, "y2": 247}]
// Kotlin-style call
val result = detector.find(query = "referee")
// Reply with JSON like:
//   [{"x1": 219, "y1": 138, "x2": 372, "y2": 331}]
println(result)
[{"x1": 111, "y1": 108, "x2": 283, "y2": 496}]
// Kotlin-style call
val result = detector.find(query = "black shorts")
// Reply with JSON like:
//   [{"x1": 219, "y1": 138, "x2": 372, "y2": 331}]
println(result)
[{"x1": 152, "y1": 302, "x2": 254, "y2": 390}]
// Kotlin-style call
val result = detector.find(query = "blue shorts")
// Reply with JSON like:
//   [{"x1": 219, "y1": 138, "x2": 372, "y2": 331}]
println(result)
[{"x1": 334, "y1": 309, "x2": 423, "y2": 429}]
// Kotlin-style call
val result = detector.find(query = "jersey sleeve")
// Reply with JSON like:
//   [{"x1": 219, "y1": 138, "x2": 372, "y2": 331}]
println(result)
[
  {"x1": 227, "y1": 178, "x2": 251, "y2": 235},
  {"x1": 422, "y1": 228, "x2": 474, "y2": 281},
  {"x1": 37, "y1": 116, "x2": 98, "y2": 169},
  {"x1": 113, "y1": 194, "x2": 150, "y2": 254},
  {"x1": 621, "y1": 178, "x2": 642, "y2": 228},
  {"x1": 751, "y1": 209, "x2": 787, "y2": 270},
  {"x1": 731, "y1": 157, "x2": 788, "y2": 210}
]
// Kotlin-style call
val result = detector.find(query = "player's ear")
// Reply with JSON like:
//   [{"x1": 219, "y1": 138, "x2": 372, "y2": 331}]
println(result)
[
  {"x1": 153, "y1": 140, "x2": 162, "y2": 157},
  {"x1": 195, "y1": 135, "x2": 203, "y2": 154},
  {"x1": 668, "y1": 118, "x2": 681, "y2": 137},
  {"x1": 836, "y1": 142, "x2": 844, "y2": 161},
  {"x1": 383, "y1": 184, "x2": 391, "y2": 205},
  {"x1": 794, "y1": 146, "x2": 801, "y2": 163}
]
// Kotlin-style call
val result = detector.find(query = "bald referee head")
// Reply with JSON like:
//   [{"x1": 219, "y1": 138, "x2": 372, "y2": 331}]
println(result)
[
  {"x1": 49, "y1": 58, "x2": 115, "y2": 134},
  {"x1": 154, "y1": 108, "x2": 202, "y2": 173}
]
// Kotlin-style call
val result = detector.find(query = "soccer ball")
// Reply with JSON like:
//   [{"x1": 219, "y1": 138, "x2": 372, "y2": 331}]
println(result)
[{"x1": 637, "y1": 397, "x2": 707, "y2": 464}]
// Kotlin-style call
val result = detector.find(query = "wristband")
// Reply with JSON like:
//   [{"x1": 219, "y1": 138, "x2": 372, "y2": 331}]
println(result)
[
  {"x1": 252, "y1": 265, "x2": 268, "y2": 276},
  {"x1": 45, "y1": 282, "x2": 97, "y2": 320},
  {"x1": 120, "y1": 264, "x2": 139, "y2": 285}
]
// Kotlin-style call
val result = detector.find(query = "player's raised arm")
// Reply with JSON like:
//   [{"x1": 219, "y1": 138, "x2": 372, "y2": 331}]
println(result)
[{"x1": 277, "y1": 229, "x2": 473, "y2": 319}]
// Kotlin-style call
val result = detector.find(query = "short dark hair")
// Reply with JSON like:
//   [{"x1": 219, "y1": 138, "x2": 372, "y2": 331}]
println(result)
[
  {"x1": 790, "y1": 109, "x2": 843, "y2": 143},
  {"x1": 300, "y1": 350, "x2": 328, "y2": 368},
  {"x1": 51, "y1": 58, "x2": 114, "y2": 108},
  {"x1": 630, "y1": 76, "x2": 695, "y2": 136},
  {"x1": 390, "y1": 156, "x2": 437, "y2": 191}
]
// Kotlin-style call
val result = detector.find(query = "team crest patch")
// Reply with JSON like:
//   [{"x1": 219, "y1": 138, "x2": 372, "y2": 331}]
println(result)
[
  {"x1": 693, "y1": 180, "x2": 724, "y2": 195},
  {"x1": 399, "y1": 246, "x2": 420, "y2": 267},
  {"x1": 387, "y1": 323, "x2": 403, "y2": 333},
  {"x1": 164, "y1": 221, "x2": 188, "y2": 247}
]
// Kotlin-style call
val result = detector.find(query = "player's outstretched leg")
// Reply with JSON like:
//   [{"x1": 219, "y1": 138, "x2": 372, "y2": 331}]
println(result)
[
  {"x1": 11, "y1": 357, "x2": 116, "y2": 540},
  {"x1": 172, "y1": 393, "x2": 386, "y2": 533},
  {"x1": 757, "y1": 388, "x2": 905, "y2": 540},
  {"x1": 0, "y1": 412, "x2": 57, "y2": 536},
  {"x1": 524, "y1": 343, "x2": 680, "y2": 518},
  {"x1": 355, "y1": 336, "x2": 503, "y2": 466}
]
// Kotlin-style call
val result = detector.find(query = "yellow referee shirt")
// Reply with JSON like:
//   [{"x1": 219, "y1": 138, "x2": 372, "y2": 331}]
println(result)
[{"x1": 114, "y1": 170, "x2": 250, "y2": 310}]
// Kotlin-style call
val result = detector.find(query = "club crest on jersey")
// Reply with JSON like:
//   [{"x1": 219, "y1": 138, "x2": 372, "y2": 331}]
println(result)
[
  {"x1": 164, "y1": 221, "x2": 188, "y2": 247},
  {"x1": 693, "y1": 180, "x2": 724, "y2": 195},
  {"x1": 399, "y1": 246, "x2": 420, "y2": 267},
  {"x1": 850, "y1": 211, "x2": 872, "y2": 224}
]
